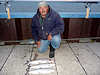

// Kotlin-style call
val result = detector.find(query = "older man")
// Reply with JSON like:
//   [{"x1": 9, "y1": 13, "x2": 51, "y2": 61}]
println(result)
[{"x1": 32, "y1": 1, "x2": 64, "y2": 58}]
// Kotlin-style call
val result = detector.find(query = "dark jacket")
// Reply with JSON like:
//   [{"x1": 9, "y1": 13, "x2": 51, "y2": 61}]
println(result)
[{"x1": 32, "y1": 6, "x2": 64, "y2": 42}]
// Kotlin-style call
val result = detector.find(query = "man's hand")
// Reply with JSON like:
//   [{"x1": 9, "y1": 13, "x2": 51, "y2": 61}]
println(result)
[
  {"x1": 36, "y1": 41, "x2": 40, "y2": 48},
  {"x1": 48, "y1": 34, "x2": 52, "y2": 40}
]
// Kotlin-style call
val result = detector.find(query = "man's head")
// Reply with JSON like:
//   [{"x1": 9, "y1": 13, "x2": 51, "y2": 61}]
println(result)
[{"x1": 38, "y1": 1, "x2": 49, "y2": 18}]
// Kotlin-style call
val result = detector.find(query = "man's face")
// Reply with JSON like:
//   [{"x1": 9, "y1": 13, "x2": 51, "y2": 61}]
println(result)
[{"x1": 39, "y1": 6, "x2": 48, "y2": 18}]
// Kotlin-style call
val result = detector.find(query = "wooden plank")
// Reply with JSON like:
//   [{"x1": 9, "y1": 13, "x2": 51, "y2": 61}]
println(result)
[
  {"x1": 0, "y1": 46, "x2": 14, "y2": 71},
  {"x1": 0, "y1": 19, "x2": 17, "y2": 41},
  {"x1": 84, "y1": 43, "x2": 100, "y2": 58},
  {"x1": 55, "y1": 44, "x2": 86, "y2": 75},
  {"x1": 0, "y1": 45, "x2": 33, "y2": 75},
  {"x1": 20, "y1": 18, "x2": 32, "y2": 40},
  {"x1": 69, "y1": 43, "x2": 100, "y2": 75},
  {"x1": 68, "y1": 19, "x2": 82, "y2": 38}
]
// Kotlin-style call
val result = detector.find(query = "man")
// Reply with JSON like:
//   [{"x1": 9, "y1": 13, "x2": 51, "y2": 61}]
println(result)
[{"x1": 32, "y1": 1, "x2": 64, "y2": 58}]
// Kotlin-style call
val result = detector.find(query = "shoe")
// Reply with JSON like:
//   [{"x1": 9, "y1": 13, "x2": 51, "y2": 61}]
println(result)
[
  {"x1": 49, "y1": 44, "x2": 55, "y2": 58},
  {"x1": 49, "y1": 50, "x2": 55, "y2": 58}
]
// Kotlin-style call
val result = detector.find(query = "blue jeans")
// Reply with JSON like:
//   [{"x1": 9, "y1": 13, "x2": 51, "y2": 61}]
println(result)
[{"x1": 38, "y1": 34, "x2": 61, "y2": 53}]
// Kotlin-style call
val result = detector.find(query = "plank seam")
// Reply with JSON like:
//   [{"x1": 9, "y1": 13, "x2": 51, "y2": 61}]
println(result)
[
  {"x1": 25, "y1": 45, "x2": 34, "y2": 75},
  {"x1": 0, "y1": 45, "x2": 16, "y2": 71},
  {"x1": 85, "y1": 44, "x2": 100, "y2": 60},
  {"x1": 54, "y1": 57, "x2": 59, "y2": 75},
  {"x1": 30, "y1": 46, "x2": 34, "y2": 61},
  {"x1": 67, "y1": 43, "x2": 88, "y2": 75}
]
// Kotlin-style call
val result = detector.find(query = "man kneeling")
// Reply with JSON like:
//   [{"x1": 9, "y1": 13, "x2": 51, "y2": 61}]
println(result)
[{"x1": 32, "y1": 1, "x2": 64, "y2": 58}]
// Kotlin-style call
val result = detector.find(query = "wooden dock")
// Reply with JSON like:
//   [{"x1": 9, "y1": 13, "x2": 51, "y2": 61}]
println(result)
[{"x1": 0, "y1": 42, "x2": 100, "y2": 75}]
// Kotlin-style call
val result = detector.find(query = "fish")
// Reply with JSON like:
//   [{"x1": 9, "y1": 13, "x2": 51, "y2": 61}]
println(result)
[
  {"x1": 28, "y1": 68, "x2": 55, "y2": 74},
  {"x1": 28, "y1": 59, "x2": 54, "y2": 65},
  {"x1": 30, "y1": 63, "x2": 55, "y2": 70}
]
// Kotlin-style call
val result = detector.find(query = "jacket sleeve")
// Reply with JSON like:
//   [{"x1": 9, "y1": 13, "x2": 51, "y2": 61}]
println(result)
[
  {"x1": 50, "y1": 13, "x2": 64, "y2": 36},
  {"x1": 32, "y1": 17, "x2": 39, "y2": 42}
]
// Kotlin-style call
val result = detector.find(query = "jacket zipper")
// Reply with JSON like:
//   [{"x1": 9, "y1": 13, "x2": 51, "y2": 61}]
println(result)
[{"x1": 42, "y1": 26, "x2": 43, "y2": 30}]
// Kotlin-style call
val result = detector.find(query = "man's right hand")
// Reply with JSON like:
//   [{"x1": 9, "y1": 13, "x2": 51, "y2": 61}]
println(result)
[
  {"x1": 36, "y1": 41, "x2": 40, "y2": 48},
  {"x1": 48, "y1": 34, "x2": 52, "y2": 40}
]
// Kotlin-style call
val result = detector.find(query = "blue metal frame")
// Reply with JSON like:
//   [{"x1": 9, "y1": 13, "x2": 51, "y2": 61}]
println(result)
[
  {"x1": 0, "y1": 1, "x2": 100, "y2": 18},
  {"x1": 1, "y1": 12, "x2": 100, "y2": 18}
]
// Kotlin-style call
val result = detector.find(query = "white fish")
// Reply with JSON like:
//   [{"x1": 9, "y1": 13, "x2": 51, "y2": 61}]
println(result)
[
  {"x1": 29, "y1": 68, "x2": 55, "y2": 74},
  {"x1": 30, "y1": 63, "x2": 55, "y2": 69},
  {"x1": 29, "y1": 59, "x2": 54, "y2": 65}
]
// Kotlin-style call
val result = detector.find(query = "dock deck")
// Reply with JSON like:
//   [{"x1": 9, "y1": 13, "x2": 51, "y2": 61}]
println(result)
[{"x1": 0, "y1": 42, "x2": 100, "y2": 75}]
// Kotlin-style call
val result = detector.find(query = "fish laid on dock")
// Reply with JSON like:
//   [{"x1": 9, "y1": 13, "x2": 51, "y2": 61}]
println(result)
[
  {"x1": 29, "y1": 68, "x2": 55, "y2": 74},
  {"x1": 30, "y1": 63, "x2": 55, "y2": 70},
  {"x1": 29, "y1": 58, "x2": 54, "y2": 65}
]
